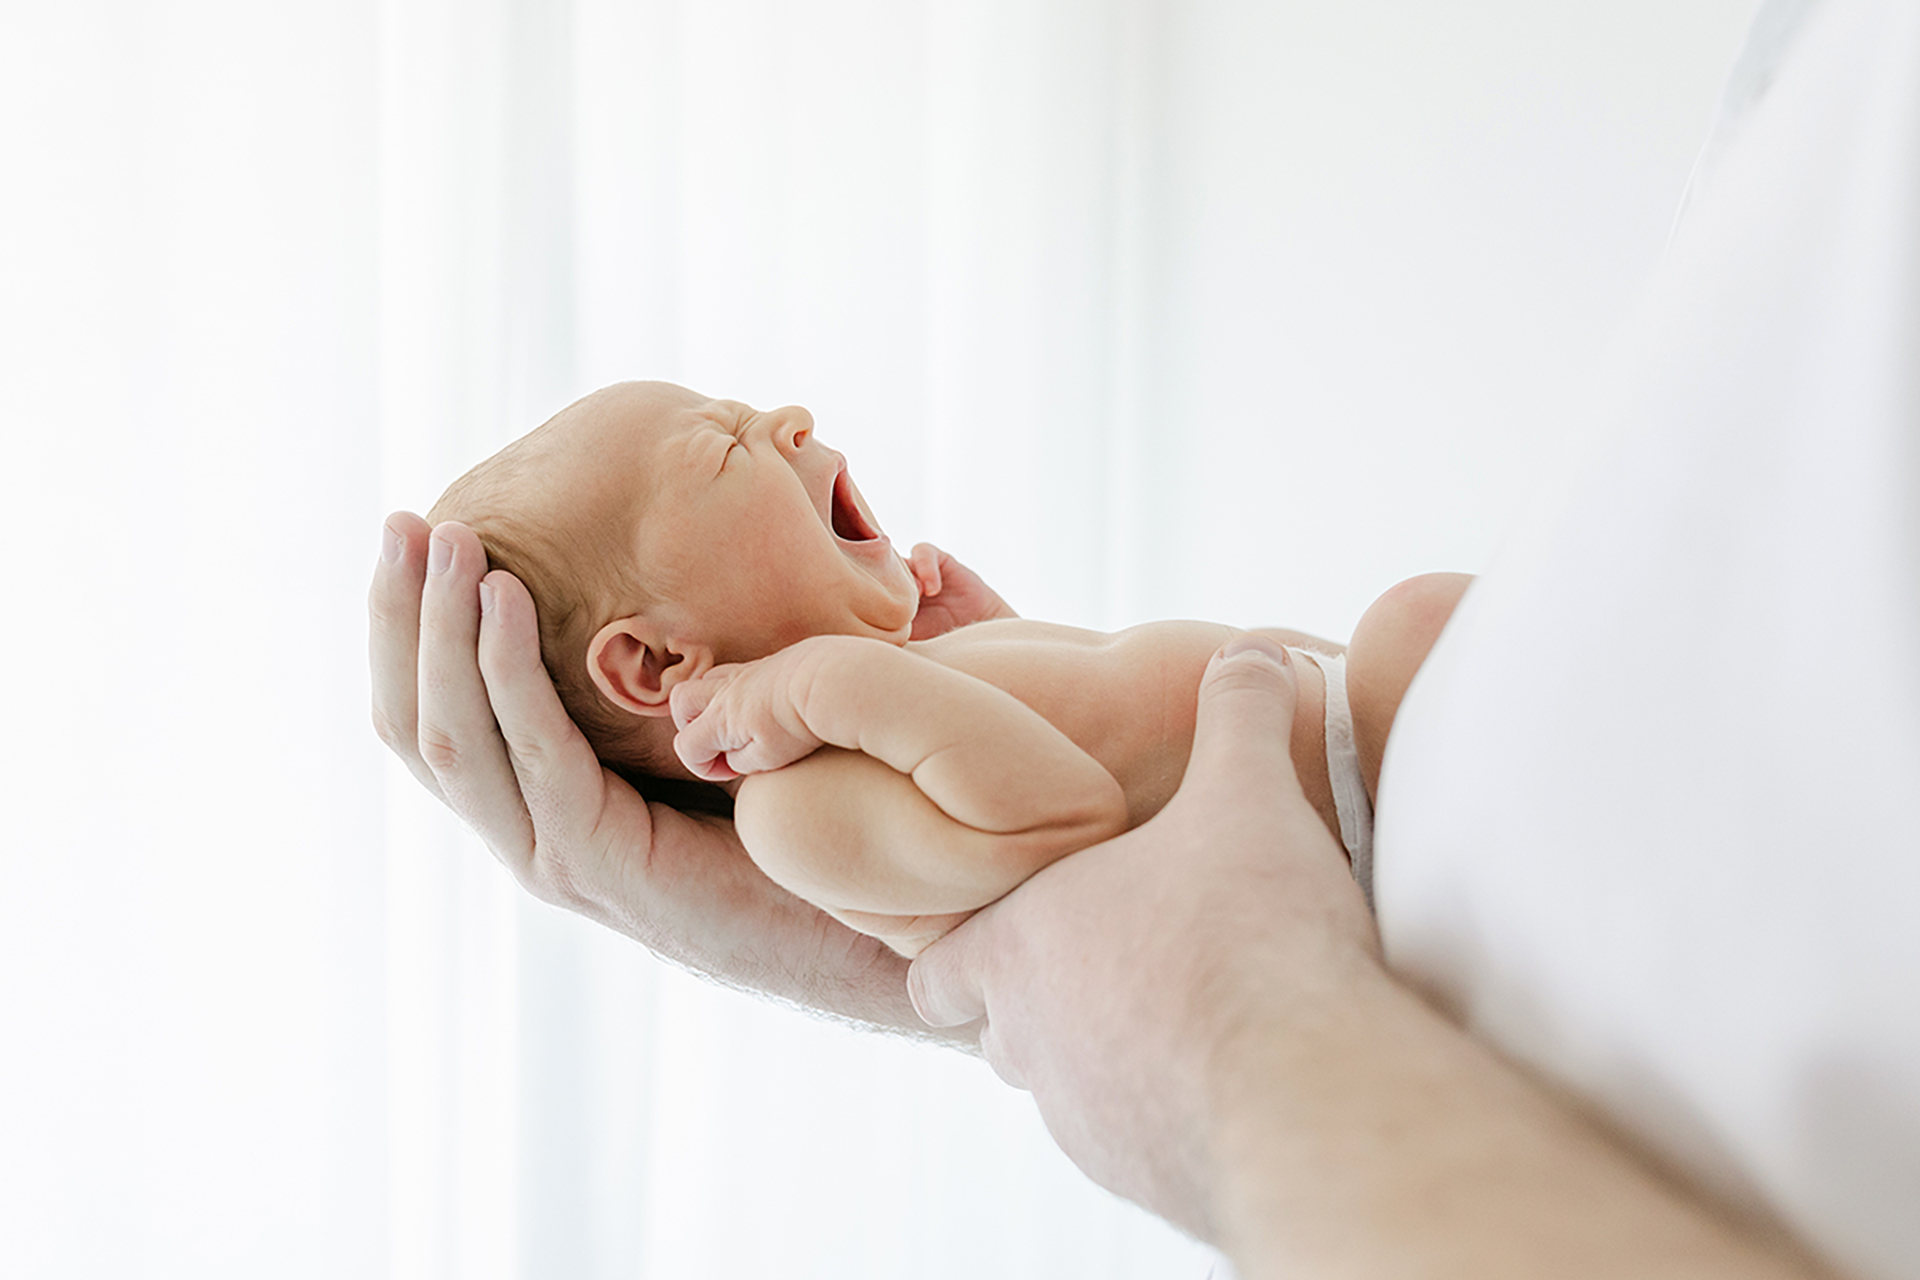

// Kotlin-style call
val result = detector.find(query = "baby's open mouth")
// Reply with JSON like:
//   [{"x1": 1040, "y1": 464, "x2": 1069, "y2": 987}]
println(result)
[{"x1": 831, "y1": 469, "x2": 880, "y2": 542}]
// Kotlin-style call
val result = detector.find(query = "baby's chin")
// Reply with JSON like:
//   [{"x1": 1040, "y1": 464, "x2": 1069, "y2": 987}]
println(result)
[
  {"x1": 873, "y1": 597, "x2": 919, "y2": 644},
  {"x1": 873, "y1": 562, "x2": 920, "y2": 634}
]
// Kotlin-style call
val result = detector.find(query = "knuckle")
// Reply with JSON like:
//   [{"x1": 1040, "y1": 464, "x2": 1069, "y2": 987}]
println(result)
[
  {"x1": 1203, "y1": 664, "x2": 1288, "y2": 699},
  {"x1": 465, "y1": 790, "x2": 567, "y2": 902},
  {"x1": 415, "y1": 721, "x2": 464, "y2": 773},
  {"x1": 370, "y1": 705, "x2": 414, "y2": 752},
  {"x1": 500, "y1": 727, "x2": 556, "y2": 776},
  {"x1": 524, "y1": 844, "x2": 592, "y2": 910},
  {"x1": 905, "y1": 963, "x2": 939, "y2": 1024}
]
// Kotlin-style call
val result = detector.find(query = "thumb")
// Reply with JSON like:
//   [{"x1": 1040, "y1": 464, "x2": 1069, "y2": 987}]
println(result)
[
  {"x1": 1179, "y1": 635, "x2": 1304, "y2": 806},
  {"x1": 907, "y1": 911, "x2": 991, "y2": 1029}
]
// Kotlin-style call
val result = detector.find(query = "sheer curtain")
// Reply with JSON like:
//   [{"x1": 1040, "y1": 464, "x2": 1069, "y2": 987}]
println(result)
[{"x1": 0, "y1": 1, "x2": 1754, "y2": 1276}]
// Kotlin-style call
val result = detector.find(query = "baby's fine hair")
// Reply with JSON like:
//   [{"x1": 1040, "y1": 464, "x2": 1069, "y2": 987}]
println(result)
[{"x1": 426, "y1": 428, "x2": 657, "y2": 772}]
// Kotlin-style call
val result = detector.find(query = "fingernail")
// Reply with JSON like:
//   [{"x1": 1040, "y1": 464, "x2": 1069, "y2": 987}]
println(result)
[
  {"x1": 1219, "y1": 634, "x2": 1289, "y2": 664},
  {"x1": 427, "y1": 535, "x2": 452, "y2": 576},
  {"x1": 906, "y1": 970, "x2": 944, "y2": 1027},
  {"x1": 478, "y1": 581, "x2": 494, "y2": 617},
  {"x1": 380, "y1": 523, "x2": 402, "y2": 565}
]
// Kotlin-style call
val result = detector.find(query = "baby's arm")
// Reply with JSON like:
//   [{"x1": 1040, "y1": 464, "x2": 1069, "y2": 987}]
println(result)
[{"x1": 671, "y1": 636, "x2": 1129, "y2": 933}]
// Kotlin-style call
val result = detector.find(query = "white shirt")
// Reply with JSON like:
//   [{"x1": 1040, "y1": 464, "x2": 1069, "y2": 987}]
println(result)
[{"x1": 1378, "y1": 2, "x2": 1920, "y2": 1277}]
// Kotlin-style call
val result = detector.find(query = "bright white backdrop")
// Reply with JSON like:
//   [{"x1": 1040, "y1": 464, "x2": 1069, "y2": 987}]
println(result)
[{"x1": 0, "y1": 1, "x2": 1754, "y2": 1276}]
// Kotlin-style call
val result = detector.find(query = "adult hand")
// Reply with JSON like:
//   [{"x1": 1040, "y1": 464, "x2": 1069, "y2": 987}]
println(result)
[
  {"x1": 909, "y1": 635, "x2": 1377, "y2": 1234},
  {"x1": 909, "y1": 637, "x2": 1830, "y2": 1278},
  {"x1": 368, "y1": 513, "x2": 943, "y2": 1033}
]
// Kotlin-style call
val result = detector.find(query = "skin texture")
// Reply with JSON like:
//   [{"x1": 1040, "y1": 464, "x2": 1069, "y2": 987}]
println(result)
[
  {"x1": 665, "y1": 611, "x2": 1374, "y2": 955},
  {"x1": 579, "y1": 385, "x2": 924, "y2": 708},
  {"x1": 370, "y1": 384, "x2": 1833, "y2": 1274},
  {"x1": 372, "y1": 530, "x2": 1836, "y2": 1275},
  {"x1": 661, "y1": 559, "x2": 1464, "y2": 955},
  {"x1": 370, "y1": 512, "x2": 974, "y2": 1034},
  {"x1": 422, "y1": 382, "x2": 929, "y2": 782},
  {"x1": 908, "y1": 639, "x2": 1838, "y2": 1279},
  {"x1": 672, "y1": 633, "x2": 1132, "y2": 954},
  {"x1": 379, "y1": 383, "x2": 1023, "y2": 1015},
  {"x1": 422, "y1": 380, "x2": 1436, "y2": 959}
]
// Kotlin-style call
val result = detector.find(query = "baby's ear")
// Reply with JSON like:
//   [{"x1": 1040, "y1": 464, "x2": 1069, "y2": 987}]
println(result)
[{"x1": 586, "y1": 616, "x2": 713, "y2": 718}]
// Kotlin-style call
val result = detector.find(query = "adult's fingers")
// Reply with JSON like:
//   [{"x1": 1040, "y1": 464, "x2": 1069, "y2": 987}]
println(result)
[
  {"x1": 415, "y1": 521, "x2": 537, "y2": 865},
  {"x1": 907, "y1": 904, "x2": 993, "y2": 1029},
  {"x1": 472, "y1": 568, "x2": 626, "y2": 864},
  {"x1": 368, "y1": 511, "x2": 443, "y2": 801},
  {"x1": 1189, "y1": 635, "x2": 1378, "y2": 942},
  {"x1": 911, "y1": 636, "x2": 1305, "y2": 1037},
  {"x1": 1173, "y1": 635, "x2": 1304, "y2": 815}
]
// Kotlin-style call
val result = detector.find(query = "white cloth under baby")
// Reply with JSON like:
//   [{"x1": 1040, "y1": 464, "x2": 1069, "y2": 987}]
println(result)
[{"x1": 1287, "y1": 647, "x2": 1375, "y2": 913}]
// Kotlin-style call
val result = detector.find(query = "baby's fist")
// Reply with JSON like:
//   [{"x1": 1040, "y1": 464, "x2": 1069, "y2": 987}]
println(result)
[
  {"x1": 668, "y1": 659, "x2": 824, "y2": 782},
  {"x1": 669, "y1": 668, "x2": 740, "y2": 781}
]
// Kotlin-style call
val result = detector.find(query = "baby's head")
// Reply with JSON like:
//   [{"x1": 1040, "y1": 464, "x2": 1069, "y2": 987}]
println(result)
[{"x1": 428, "y1": 381, "x2": 919, "y2": 781}]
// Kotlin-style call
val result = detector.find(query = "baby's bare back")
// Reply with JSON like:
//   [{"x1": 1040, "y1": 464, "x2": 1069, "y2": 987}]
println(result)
[{"x1": 909, "y1": 619, "x2": 1336, "y2": 831}]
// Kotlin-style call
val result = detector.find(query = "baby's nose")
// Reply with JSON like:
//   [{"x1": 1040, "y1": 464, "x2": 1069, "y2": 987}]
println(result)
[{"x1": 769, "y1": 404, "x2": 815, "y2": 452}]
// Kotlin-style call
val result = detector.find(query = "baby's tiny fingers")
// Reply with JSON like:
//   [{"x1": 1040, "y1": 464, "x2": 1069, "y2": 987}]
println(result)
[
  {"x1": 692, "y1": 754, "x2": 742, "y2": 783},
  {"x1": 673, "y1": 724, "x2": 739, "y2": 783},
  {"x1": 669, "y1": 678, "x2": 717, "y2": 732},
  {"x1": 909, "y1": 543, "x2": 943, "y2": 598}
]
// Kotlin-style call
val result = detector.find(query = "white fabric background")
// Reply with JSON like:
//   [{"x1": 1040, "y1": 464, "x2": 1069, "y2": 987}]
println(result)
[{"x1": 0, "y1": 2, "x2": 1755, "y2": 1276}]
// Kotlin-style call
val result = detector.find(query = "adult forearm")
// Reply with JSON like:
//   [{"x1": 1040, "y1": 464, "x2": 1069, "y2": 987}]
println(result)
[
  {"x1": 1205, "y1": 966, "x2": 1830, "y2": 1280},
  {"x1": 912, "y1": 641, "x2": 1844, "y2": 1276}
]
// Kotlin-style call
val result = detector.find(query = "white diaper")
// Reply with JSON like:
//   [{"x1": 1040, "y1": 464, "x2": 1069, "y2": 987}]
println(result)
[{"x1": 1288, "y1": 648, "x2": 1375, "y2": 913}]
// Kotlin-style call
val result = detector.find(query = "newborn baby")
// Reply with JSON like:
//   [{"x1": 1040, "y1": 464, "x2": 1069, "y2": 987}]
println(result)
[{"x1": 427, "y1": 381, "x2": 1468, "y2": 955}]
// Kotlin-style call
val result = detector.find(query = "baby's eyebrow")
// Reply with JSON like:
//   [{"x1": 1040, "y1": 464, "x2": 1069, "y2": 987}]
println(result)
[
  {"x1": 688, "y1": 403, "x2": 749, "y2": 440},
  {"x1": 702, "y1": 399, "x2": 751, "y2": 421}
]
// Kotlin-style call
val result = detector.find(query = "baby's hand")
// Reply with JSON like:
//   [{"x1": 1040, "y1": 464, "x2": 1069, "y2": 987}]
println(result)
[
  {"x1": 907, "y1": 543, "x2": 1017, "y2": 640},
  {"x1": 670, "y1": 653, "x2": 826, "y2": 783}
]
